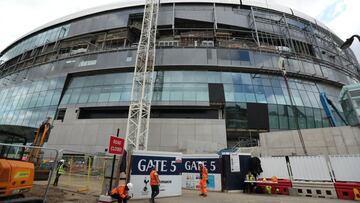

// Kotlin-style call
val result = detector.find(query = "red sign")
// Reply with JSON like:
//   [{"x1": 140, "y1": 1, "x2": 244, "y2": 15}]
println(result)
[{"x1": 108, "y1": 136, "x2": 125, "y2": 155}]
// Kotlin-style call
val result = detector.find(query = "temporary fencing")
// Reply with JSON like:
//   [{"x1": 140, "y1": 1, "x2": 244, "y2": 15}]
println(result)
[
  {"x1": 258, "y1": 154, "x2": 360, "y2": 200},
  {"x1": 0, "y1": 143, "x2": 61, "y2": 203},
  {"x1": 56, "y1": 153, "x2": 115, "y2": 195}
]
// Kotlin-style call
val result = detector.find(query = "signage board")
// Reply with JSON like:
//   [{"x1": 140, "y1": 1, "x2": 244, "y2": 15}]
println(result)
[
  {"x1": 130, "y1": 150, "x2": 182, "y2": 199},
  {"x1": 230, "y1": 153, "x2": 240, "y2": 172},
  {"x1": 108, "y1": 136, "x2": 124, "y2": 155},
  {"x1": 182, "y1": 154, "x2": 222, "y2": 191}
]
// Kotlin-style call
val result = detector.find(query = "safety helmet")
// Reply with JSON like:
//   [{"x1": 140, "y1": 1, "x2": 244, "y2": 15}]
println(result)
[
  {"x1": 127, "y1": 183, "x2": 133, "y2": 189},
  {"x1": 60, "y1": 159, "x2": 65, "y2": 163},
  {"x1": 198, "y1": 161, "x2": 204, "y2": 165}
]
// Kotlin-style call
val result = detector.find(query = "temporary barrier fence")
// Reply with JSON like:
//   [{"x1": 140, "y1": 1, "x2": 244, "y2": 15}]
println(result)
[
  {"x1": 288, "y1": 156, "x2": 332, "y2": 181},
  {"x1": 258, "y1": 157, "x2": 289, "y2": 179},
  {"x1": 334, "y1": 182, "x2": 360, "y2": 200},
  {"x1": 329, "y1": 154, "x2": 360, "y2": 182},
  {"x1": 58, "y1": 152, "x2": 111, "y2": 195},
  {"x1": 292, "y1": 181, "x2": 337, "y2": 199}
]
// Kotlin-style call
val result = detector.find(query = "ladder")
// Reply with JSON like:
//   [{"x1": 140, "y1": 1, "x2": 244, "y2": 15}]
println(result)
[{"x1": 125, "y1": 0, "x2": 159, "y2": 152}]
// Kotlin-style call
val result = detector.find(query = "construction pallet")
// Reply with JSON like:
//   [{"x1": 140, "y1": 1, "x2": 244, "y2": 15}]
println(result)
[
  {"x1": 334, "y1": 181, "x2": 360, "y2": 200},
  {"x1": 292, "y1": 181, "x2": 337, "y2": 199}
]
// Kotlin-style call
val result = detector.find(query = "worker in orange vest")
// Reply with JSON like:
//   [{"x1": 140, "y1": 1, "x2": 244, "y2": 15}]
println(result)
[
  {"x1": 198, "y1": 162, "x2": 208, "y2": 197},
  {"x1": 110, "y1": 183, "x2": 133, "y2": 203},
  {"x1": 150, "y1": 165, "x2": 160, "y2": 203}
]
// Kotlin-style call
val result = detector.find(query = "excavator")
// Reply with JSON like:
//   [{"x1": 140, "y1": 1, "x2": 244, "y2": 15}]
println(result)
[{"x1": 0, "y1": 117, "x2": 52, "y2": 199}]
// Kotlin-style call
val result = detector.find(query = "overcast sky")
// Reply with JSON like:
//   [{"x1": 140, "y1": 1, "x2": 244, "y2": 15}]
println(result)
[{"x1": 0, "y1": 0, "x2": 359, "y2": 60}]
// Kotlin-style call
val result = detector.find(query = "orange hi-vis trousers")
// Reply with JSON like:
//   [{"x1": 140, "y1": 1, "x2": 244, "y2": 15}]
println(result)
[{"x1": 200, "y1": 179, "x2": 207, "y2": 194}]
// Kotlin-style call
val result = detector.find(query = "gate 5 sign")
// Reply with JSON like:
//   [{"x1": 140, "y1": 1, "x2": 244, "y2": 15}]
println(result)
[
  {"x1": 182, "y1": 154, "x2": 222, "y2": 191},
  {"x1": 108, "y1": 136, "x2": 124, "y2": 155},
  {"x1": 130, "y1": 150, "x2": 182, "y2": 199}
]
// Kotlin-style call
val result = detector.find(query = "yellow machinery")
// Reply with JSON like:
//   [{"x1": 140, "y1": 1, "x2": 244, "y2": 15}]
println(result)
[
  {"x1": 0, "y1": 118, "x2": 52, "y2": 198},
  {"x1": 0, "y1": 135, "x2": 34, "y2": 198}
]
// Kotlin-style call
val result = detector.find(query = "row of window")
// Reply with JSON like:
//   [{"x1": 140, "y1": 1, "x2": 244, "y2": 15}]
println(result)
[
  {"x1": 0, "y1": 106, "x2": 57, "y2": 128},
  {"x1": 0, "y1": 25, "x2": 70, "y2": 63},
  {"x1": 0, "y1": 77, "x2": 65, "y2": 112},
  {"x1": 225, "y1": 103, "x2": 345, "y2": 130},
  {"x1": 59, "y1": 71, "x2": 341, "y2": 109}
]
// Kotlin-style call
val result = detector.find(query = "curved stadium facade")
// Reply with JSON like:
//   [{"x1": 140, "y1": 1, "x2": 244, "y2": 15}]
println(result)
[{"x1": 0, "y1": 0, "x2": 359, "y2": 153}]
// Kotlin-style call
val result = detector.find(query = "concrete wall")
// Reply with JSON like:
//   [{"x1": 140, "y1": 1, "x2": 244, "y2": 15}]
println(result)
[
  {"x1": 259, "y1": 126, "x2": 360, "y2": 156},
  {"x1": 47, "y1": 107, "x2": 227, "y2": 154}
]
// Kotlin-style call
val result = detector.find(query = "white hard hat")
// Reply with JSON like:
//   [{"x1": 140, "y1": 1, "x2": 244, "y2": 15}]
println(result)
[
  {"x1": 127, "y1": 183, "x2": 133, "y2": 189},
  {"x1": 198, "y1": 161, "x2": 204, "y2": 165},
  {"x1": 60, "y1": 159, "x2": 65, "y2": 163}
]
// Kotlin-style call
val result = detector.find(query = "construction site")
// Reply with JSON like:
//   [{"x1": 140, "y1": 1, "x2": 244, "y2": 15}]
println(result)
[{"x1": 0, "y1": 0, "x2": 360, "y2": 202}]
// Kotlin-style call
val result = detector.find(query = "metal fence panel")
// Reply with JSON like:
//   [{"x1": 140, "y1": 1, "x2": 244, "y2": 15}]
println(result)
[
  {"x1": 329, "y1": 154, "x2": 360, "y2": 182},
  {"x1": 289, "y1": 156, "x2": 332, "y2": 181},
  {"x1": 259, "y1": 157, "x2": 289, "y2": 179}
]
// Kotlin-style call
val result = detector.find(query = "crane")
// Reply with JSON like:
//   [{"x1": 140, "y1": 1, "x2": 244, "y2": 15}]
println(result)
[{"x1": 124, "y1": 0, "x2": 159, "y2": 172}]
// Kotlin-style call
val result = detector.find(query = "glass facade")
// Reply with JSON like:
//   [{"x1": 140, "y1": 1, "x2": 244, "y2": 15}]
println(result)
[
  {"x1": 0, "y1": 24, "x2": 70, "y2": 62},
  {"x1": 55, "y1": 70, "x2": 345, "y2": 131},
  {"x1": 0, "y1": 77, "x2": 65, "y2": 127}
]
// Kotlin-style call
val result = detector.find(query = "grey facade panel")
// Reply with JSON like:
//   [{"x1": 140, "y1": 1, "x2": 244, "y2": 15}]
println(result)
[
  {"x1": 158, "y1": 4, "x2": 174, "y2": 26},
  {"x1": 68, "y1": 8, "x2": 143, "y2": 38},
  {"x1": 156, "y1": 48, "x2": 208, "y2": 65},
  {"x1": 175, "y1": 4, "x2": 214, "y2": 23},
  {"x1": 215, "y1": 6, "x2": 249, "y2": 28}
]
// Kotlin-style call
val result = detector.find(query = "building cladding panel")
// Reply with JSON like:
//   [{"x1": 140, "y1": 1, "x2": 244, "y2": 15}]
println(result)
[{"x1": 0, "y1": 0, "x2": 359, "y2": 152}]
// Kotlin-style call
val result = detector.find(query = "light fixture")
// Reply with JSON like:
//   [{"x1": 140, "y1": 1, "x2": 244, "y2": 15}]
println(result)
[{"x1": 340, "y1": 35, "x2": 360, "y2": 50}]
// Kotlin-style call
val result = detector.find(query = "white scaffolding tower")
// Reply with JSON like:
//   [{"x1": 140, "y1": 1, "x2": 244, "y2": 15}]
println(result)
[{"x1": 125, "y1": 0, "x2": 159, "y2": 152}]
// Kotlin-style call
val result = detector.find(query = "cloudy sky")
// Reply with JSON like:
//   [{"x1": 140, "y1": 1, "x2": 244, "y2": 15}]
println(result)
[{"x1": 0, "y1": 0, "x2": 359, "y2": 60}]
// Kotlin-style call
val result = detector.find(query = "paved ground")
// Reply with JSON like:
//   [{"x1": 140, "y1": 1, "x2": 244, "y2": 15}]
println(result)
[
  {"x1": 30, "y1": 176, "x2": 354, "y2": 203},
  {"x1": 27, "y1": 184, "x2": 353, "y2": 203},
  {"x1": 130, "y1": 190, "x2": 351, "y2": 203}
]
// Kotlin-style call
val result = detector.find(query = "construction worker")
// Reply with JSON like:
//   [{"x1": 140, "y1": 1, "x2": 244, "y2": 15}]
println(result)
[
  {"x1": 198, "y1": 162, "x2": 208, "y2": 197},
  {"x1": 53, "y1": 159, "x2": 65, "y2": 186},
  {"x1": 150, "y1": 165, "x2": 160, "y2": 203},
  {"x1": 244, "y1": 171, "x2": 255, "y2": 193},
  {"x1": 110, "y1": 183, "x2": 133, "y2": 203}
]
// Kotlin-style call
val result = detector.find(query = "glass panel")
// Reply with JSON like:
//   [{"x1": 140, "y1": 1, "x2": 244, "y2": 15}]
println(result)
[
  {"x1": 109, "y1": 86, "x2": 122, "y2": 102},
  {"x1": 51, "y1": 91, "x2": 61, "y2": 105},
  {"x1": 273, "y1": 88, "x2": 286, "y2": 105},
  {"x1": 98, "y1": 87, "x2": 111, "y2": 103},
  {"x1": 78, "y1": 88, "x2": 91, "y2": 103},
  {"x1": 278, "y1": 105, "x2": 289, "y2": 129},
  {"x1": 264, "y1": 86, "x2": 276, "y2": 104},
  {"x1": 88, "y1": 87, "x2": 101, "y2": 103},
  {"x1": 299, "y1": 90, "x2": 311, "y2": 107},
  {"x1": 268, "y1": 104, "x2": 279, "y2": 129},
  {"x1": 253, "y1": 85, "x2": 266, "y2": 103},
  {"x1": 69, "y1": 88, "x2": 81, "y2": 104}
]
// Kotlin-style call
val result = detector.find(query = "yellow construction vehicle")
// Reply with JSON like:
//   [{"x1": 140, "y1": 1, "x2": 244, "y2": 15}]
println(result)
[
  {"x1": 0, "y1": 117, "x2": 52, "y2": 198},
  {"x1": 0, "y1": 135, "x2": 34, "y2": 198}
]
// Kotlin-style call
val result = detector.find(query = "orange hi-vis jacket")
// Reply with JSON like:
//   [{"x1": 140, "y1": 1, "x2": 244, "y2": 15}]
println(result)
[
  {"x1": 200, "y1": 166, "x2": 208, "y2": 181},
  {"x1": 111, "y1": 185, "x2": 128, "y2": 199},
  {"x1": 150, "y1": 169, "x2": 160, "y2": 186}
]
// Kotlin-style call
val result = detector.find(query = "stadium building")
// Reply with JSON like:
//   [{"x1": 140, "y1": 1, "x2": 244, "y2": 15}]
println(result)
[{"x1": 0, "y1": 0, "x2": 359, "y2": 154}]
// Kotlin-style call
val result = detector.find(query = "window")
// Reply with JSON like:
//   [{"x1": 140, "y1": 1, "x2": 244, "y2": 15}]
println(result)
[{"x1": 268, "y1": 104, "x2": 279, "y2": 129}]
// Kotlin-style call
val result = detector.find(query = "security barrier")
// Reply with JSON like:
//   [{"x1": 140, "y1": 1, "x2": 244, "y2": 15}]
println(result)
[
  {"x1": 292, "y1": 181, "x2": 337, "y2": 199},
  {"x1": 334, "y1": 182, "x2": 360, "y2": 200}
]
